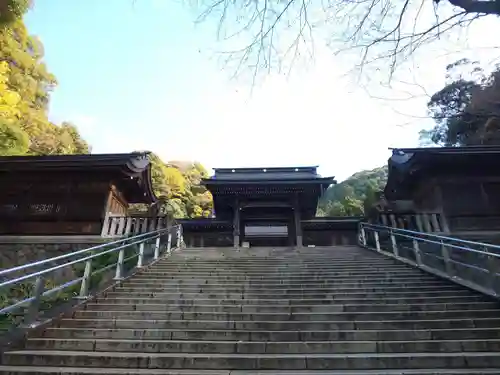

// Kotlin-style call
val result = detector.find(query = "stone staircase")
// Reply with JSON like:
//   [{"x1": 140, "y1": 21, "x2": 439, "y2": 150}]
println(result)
[{"x1": 2, "y1": 246, "x2": 500, "y2": 374}]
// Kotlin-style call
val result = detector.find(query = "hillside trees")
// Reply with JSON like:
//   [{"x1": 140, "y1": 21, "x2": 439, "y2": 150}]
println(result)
[
  {"x1": 0, "y1": 60, "x2": 28, "y2": 155},
  {"x1": 420, "y1": 59, "x2": 500, "y2": 146},
  {"x1": 0, "y1": 16, "x2": 91, "y2": 155},
  {"x1": 317, "y1": 167, "x2": 388, "y2": 216},
  {"x1": 147, "y1": 155, "x2": 213, "y2": 219},
  {"x1": 0, "y1": 0, "x2": 30, "y2": 26}
]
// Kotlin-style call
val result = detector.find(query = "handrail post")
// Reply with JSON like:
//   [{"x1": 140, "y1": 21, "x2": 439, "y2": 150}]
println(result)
[
  {"x1": 412, "y1": 239, "x2": 423, "y2": 266},
  {"x1": 114, "y1": 248, "x2": 125, "y2": 280},
  {"x1": 137, "y1": 242, "x2": 145, "y2": 267},
  {"x1": 167, "y1": 232, "x2": 172, "y2": 253},
  {"x1": 78, "y1": 258, "x2": 93, "y2": 298},
  {"x1": 154, "y1": 236, "x2": 161, "y2": 260},
  {"x1": 486, "y1": 248, "x2": 498, "y2": 295},
  {"x1": 25, "y1": 276, "x2": 45, "y2": 325},
  {"x1": 390, "y1": 229, "x2": 399, "y2": 257},
  {"x1": 374, "y1": 231, "x2": 381, "y2": 252},
  {"x1": 440, "y1": 240, "x2": 454, "y2": 277},
  {"x1": 176, "y1": 226, "x2": 182, "y2": 248},
  {"x1": 360, "y1": 226, "x2": 367, "y2": 246}
]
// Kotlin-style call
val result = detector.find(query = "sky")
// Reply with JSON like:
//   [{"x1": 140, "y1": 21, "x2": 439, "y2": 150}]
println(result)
[{"x1": 24, "y1": 0, "x2": 500, "y2": 181}]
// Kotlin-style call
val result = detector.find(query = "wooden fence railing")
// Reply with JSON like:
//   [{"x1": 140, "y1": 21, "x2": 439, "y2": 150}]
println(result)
[
  {"x1": 101, "y1": 215, "x2": 170, "y2": 237},
  {"x1": 376, "y1": 212, "x2": 450, "y2": 233}
]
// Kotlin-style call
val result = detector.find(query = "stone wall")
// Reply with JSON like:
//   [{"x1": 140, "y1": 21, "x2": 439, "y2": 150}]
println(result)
[
  {"x1": 0, "y1": 240, "x2": 104, "y2": 267},
  {"x1": 184, "y1": 229, "x2": 360, "y2": 248},
  {"x1": 0, "y1": 237, "x2": 113, "y2": 284},
  {"x1": 0, "y1": 236, "x2": 124, "y2": 334},
  {"x1": 303, "y1": 230, "x2": 359, "y2": 247}
]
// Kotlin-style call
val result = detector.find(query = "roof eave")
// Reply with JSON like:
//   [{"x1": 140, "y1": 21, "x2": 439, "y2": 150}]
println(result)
[
  {"x1": 391, "y1": 145, "x2": 500, "y2": 155},
  {"x1": 202, "y1": 177, "x2": 337, "y2": 186},
  {"x1": 0, "y1": 152, "x2": 153, "y2": 171},
  {"x1": 136, "y1": 163, "x2": 157, "y2": 203}
]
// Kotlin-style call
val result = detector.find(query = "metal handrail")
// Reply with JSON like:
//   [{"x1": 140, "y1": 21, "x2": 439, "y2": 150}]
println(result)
[
  {"x1": 0, "y1": 229, "x2": 169, "y2": 278},
  {"x1": 363, "y1": 222, "x2": 500, "y2": 253},
  {"x1": 362, "y1": 222, "x2": 500, "y2": 258},
  {"x1": 0, "y1": 224, "x2": 184, "y2": 326},
  {"x1": 359, "y1": 222, "x2": 500, "y2": 299}
]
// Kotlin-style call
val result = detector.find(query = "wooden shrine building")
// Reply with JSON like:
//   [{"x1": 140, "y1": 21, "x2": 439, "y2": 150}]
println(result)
[
  {"x1": 180, "y1": 166, "x2": 362, "y2": 247},
  {"x1": 205, "y1": 166, "x2": 334, "y2": 247},
  {"x1": 0, "y1": 153, "x2": 157, "y2": 236},
  {"x1": 0, "y1": 155, "x2": 362, "y2": 247},
  {"x1": 375, "y1": 146, "x2": 500, "y2": 241}
]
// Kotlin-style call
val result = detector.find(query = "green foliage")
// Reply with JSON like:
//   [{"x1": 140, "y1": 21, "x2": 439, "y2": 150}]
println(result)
[
  {"x1": 420, "y1": 59, "x2": 500, "y2": 147},
  {"x1": 0, "y1": 118, "x2": 28, "y2": 155},
  {"x1": 142, "y1": 154, "x2": 213, "y2": 219},
  {"x1": 318, "y1": 167, "x2": 388, "y2": 217},
  {"x1": 0, "y1": 0, "x2": 31, "y2": 27},
  {"x1": 0, "y1": 19, "x2": 90, "y2": 156}
]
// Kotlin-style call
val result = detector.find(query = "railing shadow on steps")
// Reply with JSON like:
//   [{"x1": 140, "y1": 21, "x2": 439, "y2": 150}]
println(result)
[
  {"x1": 359, "y1": 222, "x2": 500, "y2": 299},
  {"x1": 0, "y1": 224, "x2": 184, "y2": 348}
]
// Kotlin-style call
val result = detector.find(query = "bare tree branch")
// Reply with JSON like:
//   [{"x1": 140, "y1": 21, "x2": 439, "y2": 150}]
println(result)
[{"x1": 193, "y1": 0, "x2": 500, "y2": 81}]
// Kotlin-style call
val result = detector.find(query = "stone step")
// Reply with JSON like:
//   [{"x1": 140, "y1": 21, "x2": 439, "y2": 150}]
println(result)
[
  {"x1": 152, "y1": 262, "x2": 403, "y2": 269},
  {"x1": 113, "y1": 289, "x2": 461, "y2": 297},
  {"x1": 125, "y1": 275, "x2": 447, "y2": 282},
  {"x1": 162, "y1": 255, "x2": 388, "y2": 259},
  {"x1": 129, "y1": 277, "x2": 438, "y2": 283},
  {"x1": 164, "y1": 255, "x2": 389, "y2": 259},
  {"x1": 111, "y1": 283, "x2": 475, "y2": 292},
  {"x1": 4, "y1": 350, "x2": 500, "y2": 370},
  {"x1": 111, "y1": 283, "x2": 466, "y2": 291},
  {"x1": 148, "y1": 266, "x2": 410, "y2": 273},
  {"x1": 119, "y1": 280, "x2": 453, "y2": 288},
  {"x1": 80, "y1": 301, "x2": 499, "y2": 313},
  {"x1": 118, "y1": 283, "x2": 455, "y2": 292},
  {"x1": 58, "y1": 316, "x2": 500, "y2": 330},
  {"x1": 40, "y1": 326, "x2": 500, "y2": 341},
  {"x1": 95, "y1": 294, "x2": 488, "y2": 306},
  {"x1": 139, "y1": 269, "x2": 420, "y2": 275},
  {"x1": 24, "y1": 337, "x2": 500, "y2": 353},
  {"x1": 107, "y1": 289, "x2": 465, "y2": 299},
  {"x1": 144, "y1": 263, "x2": 419, "y2": 274},
  {"x1": 153, "y1": 256, "x2": 404, "y2": 261},
  {"x1": 134, "y1": 274, "x2": 429, "y2": 280},
  {"x1": 167, "y1": 259, "x2": 391, "y2": 262},
  {"x1": 72, "y1": 308, "x2": 500, "y2": 321},
  {"x1": 152, "y1": 257, "x2": 410, "y2": 262},
  {"x1": 2, "y1": 367, "x2": 500, "y2": 375},
  {"x1": 156, "y1": 257, "x2": 399, "y2": 261},
  {"x1": 130, "y1": 274, "x2": 436, "y2": 281},
  {"x1": 152, "y1": 257, "x2": 407, "y2": 262},
  {"x1": 160, "y1": 255, "x2": 386, "y2": 260},
  {"x1": 100, "y1": 296, "x2": 480, "y2": 306},
  {"x1": 113, "y1": 282, "x2": 464, "y2": 294},
  {"x1": 102, "y1": 289, "x2": 479, "y2": 300}
]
